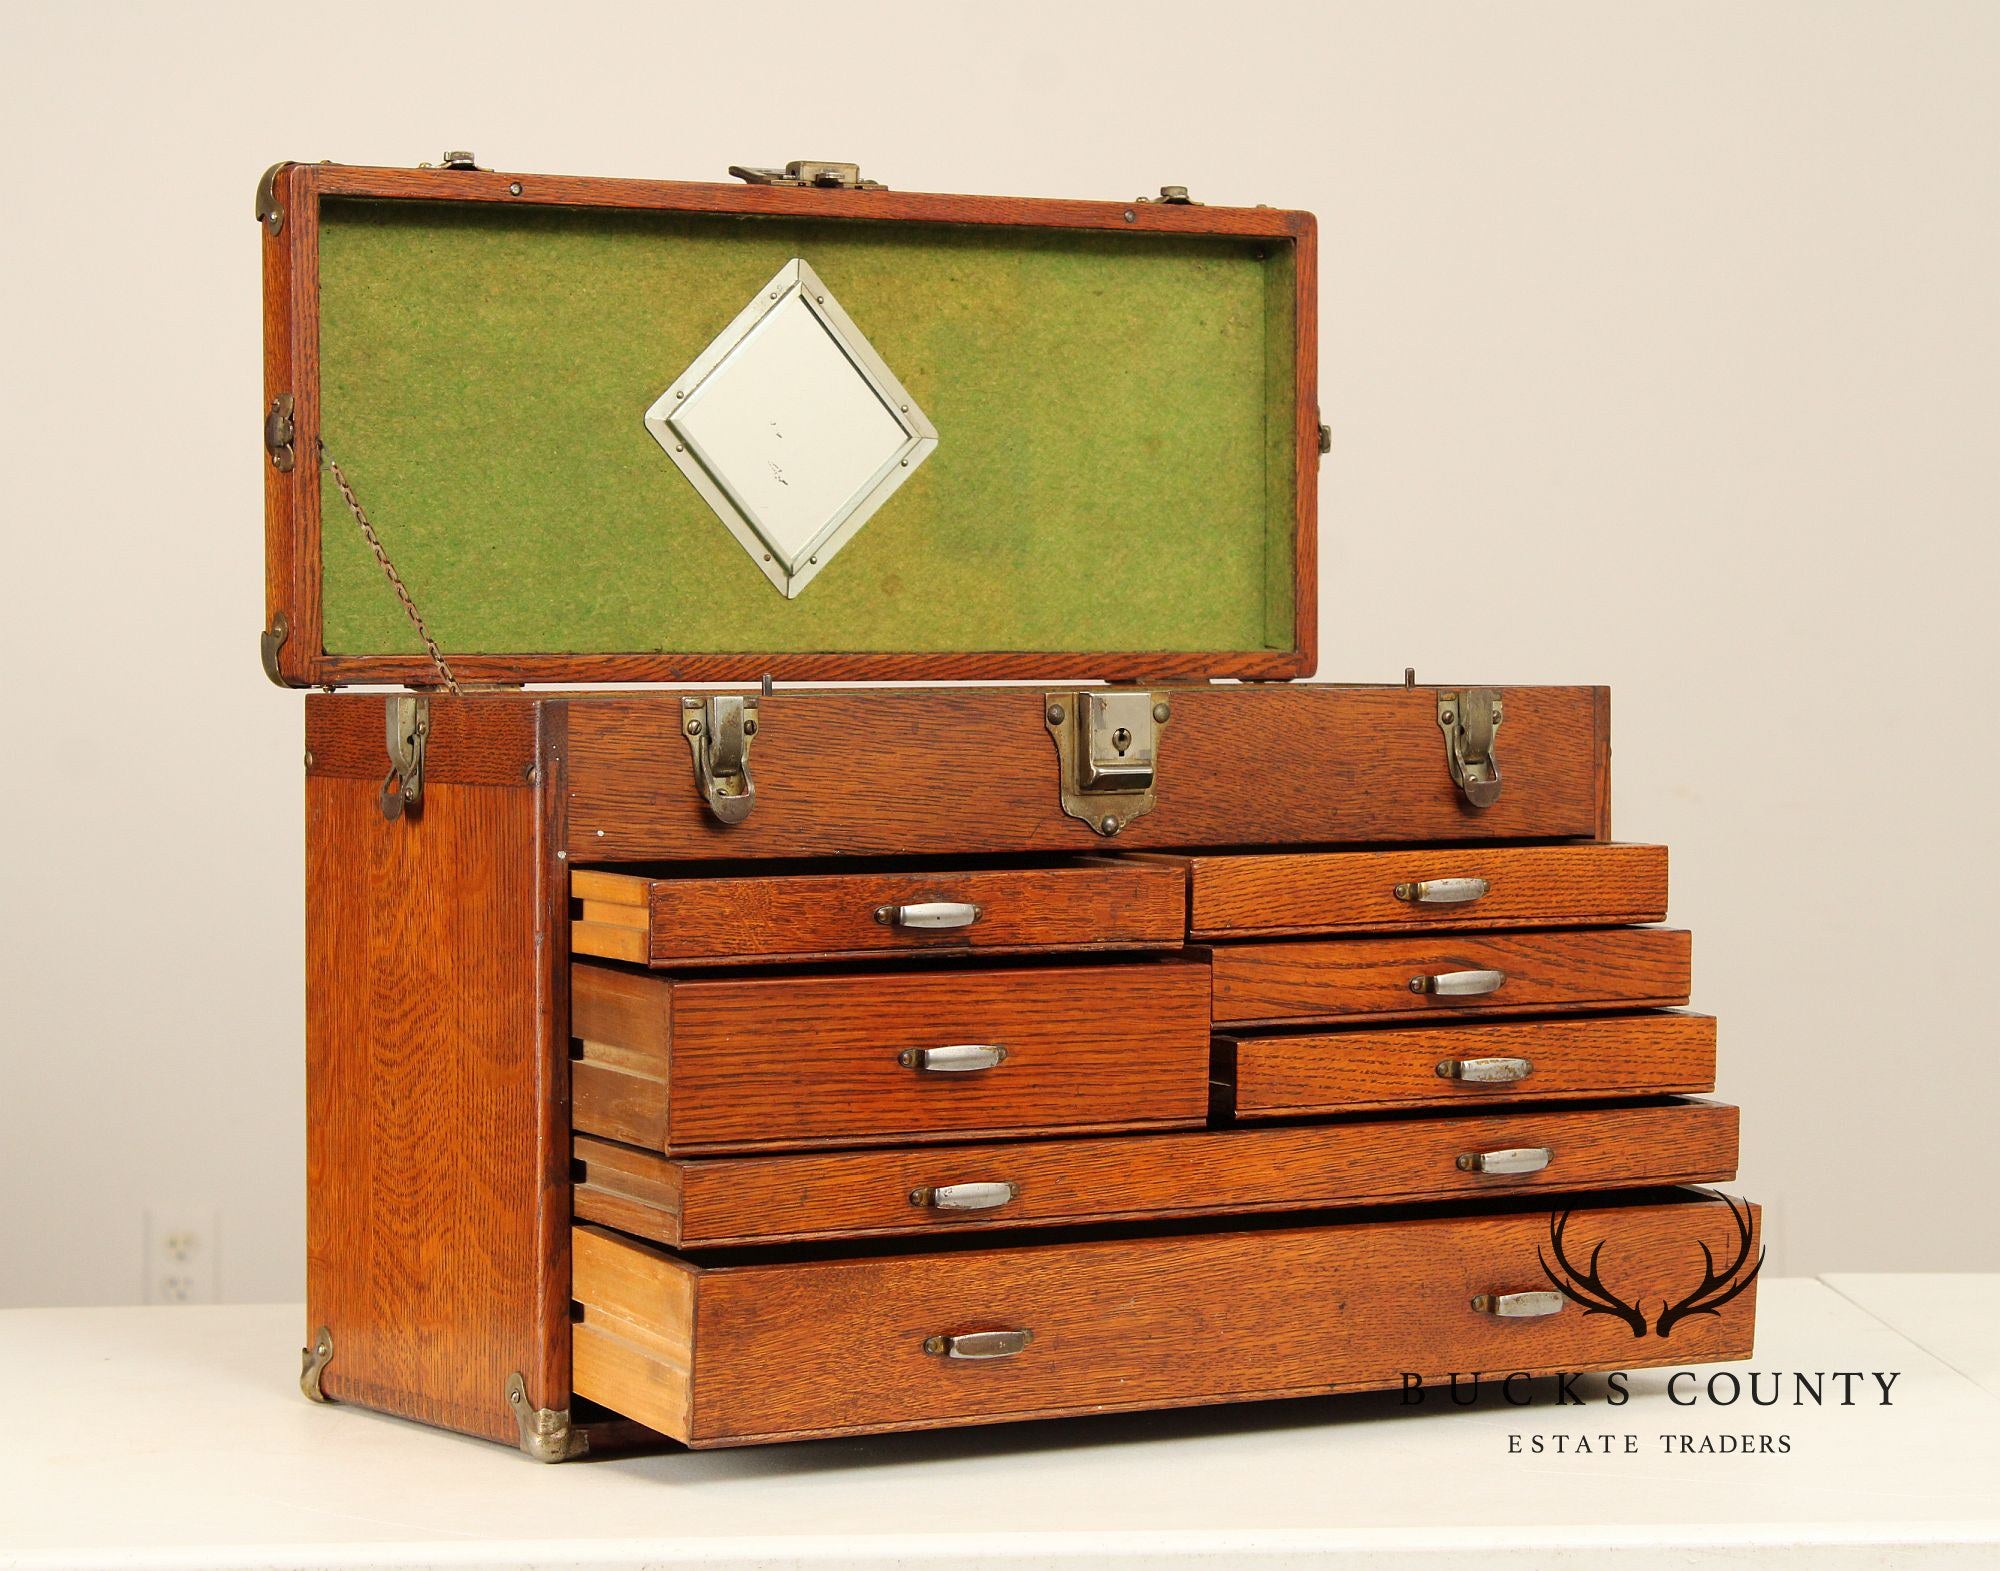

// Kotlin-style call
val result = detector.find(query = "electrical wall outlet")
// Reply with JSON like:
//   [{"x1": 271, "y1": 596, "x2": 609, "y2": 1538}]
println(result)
[{"x1": 143, "y1": 1207, "x2": 219, "y2": 1303}]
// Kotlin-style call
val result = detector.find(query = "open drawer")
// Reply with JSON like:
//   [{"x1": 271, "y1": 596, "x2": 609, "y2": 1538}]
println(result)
[
  {"x1": 572, "y1": 857, "x2": 1186, "y2": 967},
  {"x1": 1183, "y1": 843, "x2": 1667, "y2": 939},
  {"x1": 571, "y1": 1189, "x2": 1761, "y2": 1446},
  {"x1": 574, "y1": 1097, "x2": 1738, "y2": 1247},
  {"x1": 1209, "y1": 927, "x2": 1691, "y2": 1027},
  {"x1": 572, "y1": 956, "x2": 1210, "y2": 1154}
]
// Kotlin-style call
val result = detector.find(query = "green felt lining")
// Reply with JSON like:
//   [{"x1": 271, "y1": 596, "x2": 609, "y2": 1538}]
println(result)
[{"x1": 317, "y1": 199, "x2": 1297, "y2": 657}]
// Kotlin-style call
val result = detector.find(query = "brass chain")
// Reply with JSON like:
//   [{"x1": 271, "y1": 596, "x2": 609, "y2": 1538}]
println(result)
[{"x1": 320, "y1": 442, "x2": 461, "y2": 695}]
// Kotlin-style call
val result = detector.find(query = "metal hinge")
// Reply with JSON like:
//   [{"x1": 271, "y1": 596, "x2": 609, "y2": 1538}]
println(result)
[
  {"x1": 506, "y1": 1373, "x2": 589, "y2": 1463},
  {"x1": 299, "y1": 1326, "x2": 333, "y2": 1402},
  {"x1": 1045, "y1": 690, "x2": 1171, "y2": 837},
  {"x1": 684, "y1": 695, "x2": 758, "y2": 824},
  {"x1": 255, "y1": 162, "x2": 286, "y2": 235},
  {"x1": 260, "y1": 610, "x2": 291, "y2": 686},
  {"x1": 728, "y1": 159, "x2": 885, "y2": 191},
  {"x1": 1318, "y1": 422, "x2": 1332, "y2": 455},
  {"x1": 264, "y1": 393, "x2": 296, "y2": 472},
  {"x1": 1438, "y1": 687, "x2": 1503, "y2": 808},
  {"x1": 381, "y1": 695, "x2": 430, "y2": 821}
]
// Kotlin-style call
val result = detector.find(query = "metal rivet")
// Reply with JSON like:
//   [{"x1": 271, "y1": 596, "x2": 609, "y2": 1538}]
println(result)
[
  {"x1": 595, "y1": 830, "x2": 604, "y2": 838},
  {"x1": 674, "y1": 390, "x2": 684, "y2": 399},
  {"x1": 1152, "y1": 702, "x2": 1171, "y2": 724},
  {"x1": 743, "y1": 719, "x2": 758, "y2": 735},
  {"x1": 900, "y1": 403, "x2": 909, "y2": 412},
  {"x1": 556, "y1": 850, "x2": 568, "y2": 860},
  {"x1": 303, "y1": 750, "x2": 314, "y2": 768},
  {"x1": 770, "y1": 291, "x2": 779, "y2": 299},
  {"x1": 900, "y1": 458, "x2": 909, "y2": 467},
  {"x1": 525, "y1": 765, "x2": 539, "y2": 783},
  {"x1": 508, "y1": 181, "x2": 522, "y2": 196},
  {"x1": 675, "y1": 443, "x2": 684, "y2": 452},
  {"x1": 1441, "y1": 710, "x2": 1454, "y2": 724},
  {"x1": 1100, "y1": 815, "x2": 1121, "y2": 835},
  {"x1": 809, "y1": 555, "x2": 818, "y2": 564},
  {"x1": 816, "y1": 294, "x2": 825, "y2": 303},
  {"x1": 685, "y1": 718, "x2": 704, "y2": 736},
  {"x1": 1123, "y1": 209, "x2": 1136, "y2": 222},
  {"x1": 1046, "y1": 704, "x2": 1066, "y2": 725}
]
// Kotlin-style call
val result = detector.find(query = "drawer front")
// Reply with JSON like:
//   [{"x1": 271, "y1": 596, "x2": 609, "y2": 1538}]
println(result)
[
  {"x1": 571, "y1": 1193, "x2": 1761, "y2": 1445},
  {"x1": 572, "y1": 859, "x2": 1185, "y2": 967},
  {"x1": 1187, "y1": 843, "x2": 1667, "y2": 939},
  {"x1": 572, "y1": 959, "x2": 1210, "y2": 1154},
  {"x1": 576, "y1": 1099, "x2": 1738, "y2": 1247},
  {"x1": 1209, "y1": 928, "x2": 1691, "y2": 1026},
  {"x1": 1225, "y1": 1012, "x2": 1717, "y2": 1117}
]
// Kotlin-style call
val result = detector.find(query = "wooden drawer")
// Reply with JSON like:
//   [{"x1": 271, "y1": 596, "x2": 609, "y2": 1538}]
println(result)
[
  {"x1": 575, "y1": 1097, "x2": 1737, "y2": 1247},
  {"x1": 1185, "y1": 843, "x2": 1667, "y2": 939},
  {"x1": 572, "y1": 958, "x2": 1210, "y2": 1154},
  {"x1": 1223, "y1": 1012, "x2": 1717, "y2": 1117},
  {"x1": 571, "y1": 857, "x2": 1185, "y2": 968},
  {"x1": 1209, "y1": 928, "x2": 1691, "y2": 1026},
  {"x1": 571, "y1": 1190, "x2": 1760, "y2": 1445}
]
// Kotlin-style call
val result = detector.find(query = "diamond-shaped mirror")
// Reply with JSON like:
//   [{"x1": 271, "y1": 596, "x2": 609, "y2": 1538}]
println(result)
[{"x1": 645, "y1": 258, "x2": 937, "y2": 598}]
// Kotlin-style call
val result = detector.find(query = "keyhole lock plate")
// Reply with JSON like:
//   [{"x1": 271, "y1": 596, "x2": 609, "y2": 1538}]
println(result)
[{"x1": 1045, "y1": 690, "x2": 1170, "y2": 838}]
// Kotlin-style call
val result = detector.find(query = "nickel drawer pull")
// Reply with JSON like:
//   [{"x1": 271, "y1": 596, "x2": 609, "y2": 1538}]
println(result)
[
  {"x1": 909, "y1": 1181, "x2": 1018, "y2": 1211},
  {"x1": 1456, "y1": 1145, "x2": 1553, "y2": 1175},
  {"x1": 1409, "y1": 968, "x2": 1507, "y2": 997},
  {"x1": 1472, "y1": 1290, "x2": 1565, "y2": 1318},
  {"x1": 875, "y1": 900, "x2": 982, "y2": 930},
  {"x1": 899, "y1": 1043, "x2": 1008, "y2": 1073},
  {"x1": 1393, "y1": 876, "x2": 1490, "y2": 905},
  {"x1": 924, "y1": 1329, "x2": 1032, "y2": 1360},
  {"x1": 1436, "y1": 1055, "x2": 1533, "y2": 1084}
]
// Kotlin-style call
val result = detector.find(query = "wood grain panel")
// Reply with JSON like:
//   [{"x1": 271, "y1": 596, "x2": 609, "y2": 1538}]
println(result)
[
  {"x1": 574, "y1": 1099, "x2": 1737, "y2": 1247},
  {"x1": 1186, "y1": 843, "x2": 1667, "y2": 939},
  {"x1": 565, "y1": 685, "x2": 1605, "y2": 861},
  {"x1": 571, "y1": 957, "x2": 1211, "y2": 1153},
  {"x1": 570, "y1": 858, "x2": 1186, "y2": 967},
  {"x1": 305, "y1": 761, "x2": 564, "y2": 1443},
  {"x1": 1224, "y1": 1012, "x2": 1718, "y2": 1117},
  {"x1": 1209, "y1": 928, "x2": 1692, "y2": 1027},
  {"x1": 571, "y1": 1194, "x2": 1760, "y2": 1445}
]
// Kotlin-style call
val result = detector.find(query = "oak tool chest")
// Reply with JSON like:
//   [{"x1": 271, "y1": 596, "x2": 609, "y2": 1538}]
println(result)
[{"x1": 261, "y1": 154, "x2": 1760, "y2": 1459}]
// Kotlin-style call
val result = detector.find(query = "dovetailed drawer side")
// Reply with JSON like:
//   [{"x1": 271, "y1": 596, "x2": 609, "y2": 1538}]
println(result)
[
  {"x1": 572, "y1": 957, "x2": 1211, "y2": 1155},
  {"x1": 1185, "y1": 843, "x2": 1667, "y2": 939},
  {"x1": 571, "y1": 1192, "x2": 1760, "y2": 1446},
  {"x1": 572, "y1": 858, "x2": 1186, "y2": 968},
  {"x1": 1208, "y1": 928, "x2": 1691, "y2": 1027},
  {"x1": 574, "y1": 1098, "x2": 1738, "y2": 1248}
]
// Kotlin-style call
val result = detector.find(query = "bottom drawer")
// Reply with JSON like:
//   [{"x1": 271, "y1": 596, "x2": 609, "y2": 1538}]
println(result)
[{"x1": 572, "y1": 1190, "x2": 1760, "y2": 1446}]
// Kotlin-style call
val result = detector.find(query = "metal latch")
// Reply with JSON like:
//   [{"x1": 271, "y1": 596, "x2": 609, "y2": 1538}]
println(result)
[
  {"x1": 264, "y1": 393, "x2": 296, "y2": 472},
  {"x1": 260, "y1": 610, "x2": 291, "y2": 687},
  {"x1": 683, "y1": 695, "x2": 758, "y2": 825},
  {"x1": 728, "y1": 159, "x2": 884, "y2": 191},
  {"x1": 1438, "y1": 687, "x2": 1503, "y2": 808},
  {"x1": 255, "y1": 162, "x2": 286, "y2": 235},
  {"x1": 1045, "y1": 690, "x2": 1170, "y2": 838},
  {"x1": 381, "y1": 695, "x2": 429, "y2": 821}
]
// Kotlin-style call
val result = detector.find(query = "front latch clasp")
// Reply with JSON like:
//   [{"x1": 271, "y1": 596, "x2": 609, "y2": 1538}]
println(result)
[
  {"x1": 264, "y1": 393, "x2": 296, "y2": 472},
  {"x1": 728, "y1": 159, "x2": 884, "y2": 191},
  {"x1": 1045, "y1": 690, "x2": 1170, "y2": 838},
  {"x1": 1438, "y1": 687, "x2": 1503, "y2": 808},
  {"x1": 684, "y1": 695, "x2": 758, "y2": 825},
  {"x1": 381, "y1": 695, "x2": 430, "y2": 821}
]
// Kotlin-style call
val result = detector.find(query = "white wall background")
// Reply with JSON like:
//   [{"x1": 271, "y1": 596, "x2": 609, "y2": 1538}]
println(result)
[{"x1": 2, "y1": 1, "x2": 1994, "y2": 1307}]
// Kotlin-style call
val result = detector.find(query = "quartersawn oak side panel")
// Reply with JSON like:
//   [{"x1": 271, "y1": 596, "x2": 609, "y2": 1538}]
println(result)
[
  {"x1": 1224, "y1": 1012, "x2": 1719, "y2": 1116},
  {"x1": 564, "y1": 685, "x2": 1605, "y2": 861},
  {"x1": 679, "y1": 1196, "x2": 1760, "y2": 1444},
  {"x1": 1186, "y1": 843, "x2": 1669, "y2": 938},
  {"x1": 1209, "y1": 928, "x2": 1693, "y2": 1026},
  {"x1": 305, "y1": 767, "x2": 563, "y2": 1444},
  {"x1": 582, "y1": 1100, "x2": 1738, "y2": 1247}
]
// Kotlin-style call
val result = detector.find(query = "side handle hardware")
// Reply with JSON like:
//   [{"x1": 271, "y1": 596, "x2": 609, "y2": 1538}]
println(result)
[
  {"x1": 876, "y1": 901, "x2": 981, "y2": 930},
  {"x1": 381, "y1": 695, "x2": 429, "y2": 821},
  {"x1": 1045, "y1": 690, "x2": 1171, "y2": 838},
  {"x1": 299, "y1": 1325, "x2": 333, "y2": 1402},
  {"x1": 1456, "y1": 1146, "x2": 1553, "y2": 1175},
  {"x1": 684, "y1": 695, "x2": 758, "y2": 825},
  {"x1": 1409, "y1": 968, "x2": 1506, "y2": 997},
  {"x1": 505, "y1": 1373, "x2": 589, "y2": 1463},
  {"x1": 1438, "y1": 687, "x2": 1503, "y2": 808},
  {"x1": 924, "y1": 1329, "x2": 1032, "y2": 1360},
  {"x1": 729, "y1": 159, "x2": 884, "y2": 190},
  {"x1": 1436, "y1": 1056, "x2": 1533, "y2": 1084},
  {"x1": 1471, "y1": 1291, "x2": 1564, "y2": 1318}
]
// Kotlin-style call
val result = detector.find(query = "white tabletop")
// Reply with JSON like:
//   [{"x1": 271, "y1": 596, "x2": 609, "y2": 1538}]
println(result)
[{"x1": 2, "y1": 1276, "x2": 1996, "y2": 1570}]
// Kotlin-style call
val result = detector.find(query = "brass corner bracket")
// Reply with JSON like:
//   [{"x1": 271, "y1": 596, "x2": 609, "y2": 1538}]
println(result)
[
  {"x1": 300, "y1": 1325, "x2": 333, "y2": 1402},
  {"x1": 506, "y1": 1373, "x2": 589, "y2": 1463}
]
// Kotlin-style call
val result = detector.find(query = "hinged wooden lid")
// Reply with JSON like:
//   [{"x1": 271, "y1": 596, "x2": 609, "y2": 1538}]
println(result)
[{"x1": 259, "y1": 160, "x2": 1318, "y2": 688}]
